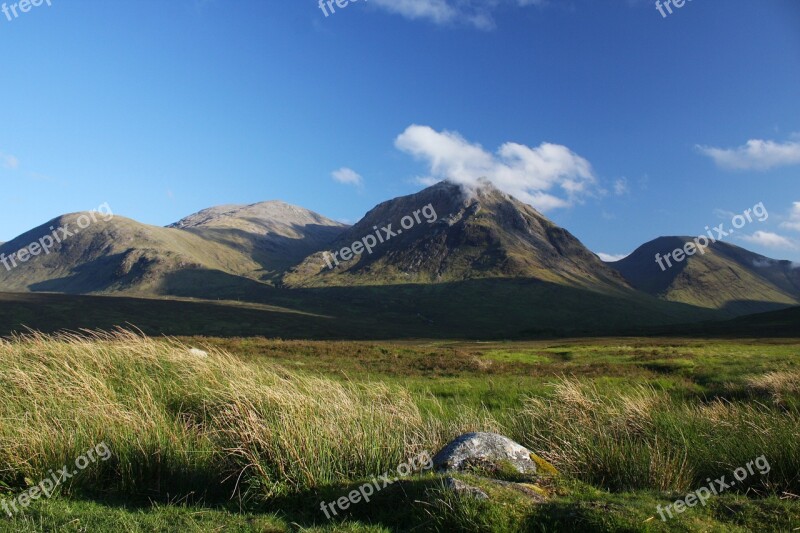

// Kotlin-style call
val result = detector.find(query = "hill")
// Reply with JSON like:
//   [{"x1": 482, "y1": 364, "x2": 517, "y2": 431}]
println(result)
[
  {"x1": 0, "y1": 201, "x2": 347, "y2": 295},
  {"x1": 1, "y1": 187, "x2": 798, "y2": 336},
  {"x1": 0, "y1": 213, "x2": 263, "y2": 295},
  {"x1": 284, "y1": 181, "x2": 629, "y2": 293},
  {"x1": 609, "y1": 237, "x2": 800, "y2": 315},
  {"x1": 169, "y1": 201, "x2": 348, "y2": 282}
]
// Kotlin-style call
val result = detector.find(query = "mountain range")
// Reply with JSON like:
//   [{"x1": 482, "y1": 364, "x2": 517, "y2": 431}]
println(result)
[{"x1": 1, "y1": 181, "x2": 797, "y2": 338}]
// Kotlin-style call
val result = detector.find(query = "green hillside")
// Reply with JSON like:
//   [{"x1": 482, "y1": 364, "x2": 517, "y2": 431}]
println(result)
[
  {"x1": 0, "y1": 278, "x2": 719, "y2": 339},
  {"x1": 0, "y1": 213, "x2": 264, "y2": 294},
  {"x1": 610, "y1": 237, "x2": 800, "y2": 315}
]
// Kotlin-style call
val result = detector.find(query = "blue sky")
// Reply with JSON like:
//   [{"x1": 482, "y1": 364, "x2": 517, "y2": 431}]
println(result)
[{"x1": 1, "y1": 0, "x2": 799, "y2": 260}]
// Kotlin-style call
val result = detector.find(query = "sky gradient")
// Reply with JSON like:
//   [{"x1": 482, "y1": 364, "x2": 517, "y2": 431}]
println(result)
[{"x1": 1, "y1": 0, "x2": 799, "y2": 261}]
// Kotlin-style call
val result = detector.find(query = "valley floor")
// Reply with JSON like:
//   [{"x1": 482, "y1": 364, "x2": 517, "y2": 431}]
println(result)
[{"x1": 1, "y1": 333, "x2": 798, "y2": 532}]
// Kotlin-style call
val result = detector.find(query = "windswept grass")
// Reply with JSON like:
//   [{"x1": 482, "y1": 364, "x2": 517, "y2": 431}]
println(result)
[
  {"x1": 509, "y1": 378, "x2": 800, "y2": 495},
  {"x1": 1, "y1": 331, "x2": 799, "y2": 531},
  {"x1": 0, "y1": 330, "x2": 477, "y2": 503}
]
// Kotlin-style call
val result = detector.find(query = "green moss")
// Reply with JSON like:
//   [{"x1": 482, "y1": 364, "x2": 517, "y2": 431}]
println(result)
[{"x1": 530, "y1": 454, "x2": 559, "y2": 476}]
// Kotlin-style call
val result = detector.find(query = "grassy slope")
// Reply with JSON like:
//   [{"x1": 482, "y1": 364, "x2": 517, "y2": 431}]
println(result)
[
  {"x1": 0, "y1": 214, "x2": 264, "y2": 294},
  {"x1": 0, "y1": 279, "x2": 722, "y2": 340},
  {"x1": 610, "y1": 238, "x2": 800, "y2": 315},
  {"x1": 1, "y1": 332, "x2": 799, "y2": 532}
]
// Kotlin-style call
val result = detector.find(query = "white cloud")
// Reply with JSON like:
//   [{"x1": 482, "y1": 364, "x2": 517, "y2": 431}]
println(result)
[
  {"x1": 331, "y1": 167, "x2": 364, "y2": 188},
  {"x1": 597, "y1": 252, "x2": 628, "y2": 262},
  {"x1": 780, "y1": 202, "x2": 800, "y2": 232},
  {"x1": 395, "y1": 124, "x2": 595, "y2": 212},
  {"x1": 752, "y1": 258, "x2": 776, "y2": 268},
  {"x1": 697, "y1": 138, "x2": 800, "y2": 171},
  {"x1": 613, "y1": 178, "x2": 629, "y2": 196},
  {"x1": 369, "y1": 0, "x2": 547, "y2": 30},
  {"x1": 740, "y1": 231, "x2": 797, "y2": 250},
  {"x1": 1, "y1": 152, "x2": 19, "y2": 169}
]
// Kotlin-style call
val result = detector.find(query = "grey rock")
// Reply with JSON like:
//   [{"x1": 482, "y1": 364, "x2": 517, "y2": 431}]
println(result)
[
  {"x1": 445, "y1": 477, "x2": 489, "y2": 500},
  {"x1": 433, "y1": 432, "x2": 537, "y2": 475}
]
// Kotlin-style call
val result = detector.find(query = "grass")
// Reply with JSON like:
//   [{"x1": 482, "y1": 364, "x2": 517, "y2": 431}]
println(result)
[
  {"x1": 1, "y1": 331, "x2": 799, "y2": 531},
  {"x1": 0, "y1": 279, "x2": 728, "y2": 340}
]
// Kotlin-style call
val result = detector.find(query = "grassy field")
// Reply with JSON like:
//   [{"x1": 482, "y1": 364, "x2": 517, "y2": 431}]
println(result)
[
  {"x1": 0, "y1": 283, "x2": 727, "y2": 340},
  {"x1": 1, "y1": 331, "x2": 798, "y2": 532}
]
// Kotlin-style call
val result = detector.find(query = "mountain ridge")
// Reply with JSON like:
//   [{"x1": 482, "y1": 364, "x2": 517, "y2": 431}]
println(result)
[
  {"x1": 284, "y1": 181, "x2": 631, "y2": 293},
  {"x1": 608, "y1": 236, "x2": 800, "y2": 315},
  {"x1": 0, "y1": 183, "x2": 797, "y2": 327}
]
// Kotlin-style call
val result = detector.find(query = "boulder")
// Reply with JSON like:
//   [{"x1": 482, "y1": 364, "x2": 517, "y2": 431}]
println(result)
[{"x1": 433, "y1": 432, "x2": 538, "y2": 475}]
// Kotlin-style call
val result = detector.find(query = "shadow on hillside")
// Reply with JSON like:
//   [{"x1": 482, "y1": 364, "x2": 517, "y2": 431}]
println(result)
[
  {"x1": 1, "y1": 274, "x2": 727, "y2": 339},
  {"x1": 178, "y1": 221, "x2": 345, "y2": 279}
]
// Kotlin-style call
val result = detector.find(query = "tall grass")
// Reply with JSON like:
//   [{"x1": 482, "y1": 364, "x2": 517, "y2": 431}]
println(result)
[
  {"x1": 0, "y1": 330, "x2": 469, "y2": 501},
  {"x1": 1, "y1": 330, "x2": 796, "y2": 512},
  {"x1": 508, "y1": 377, "x2": 800, "y2": 495}
]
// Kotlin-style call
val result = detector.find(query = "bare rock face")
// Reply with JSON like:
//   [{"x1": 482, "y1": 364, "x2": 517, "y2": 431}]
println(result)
[{"x1": 433, "y1": 432, "x2": 538, "y2": 475}]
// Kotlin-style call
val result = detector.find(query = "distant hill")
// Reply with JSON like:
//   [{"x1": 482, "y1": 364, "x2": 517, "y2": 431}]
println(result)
[
  {"x1": 284, "y1": 181, "x2": 630, "y2": 293},
  {"x1": 609, "y1": 237, "x2": 800, "y2": 315},
  {"x1": 1, "y1": 184, "x2": 798, "y2": 337},
  {"x1": 169, "y1": 201, "x2": 348, "y2": 282},
  {"x1": 0, "y1": 213, "x2": 263, "y2": 295},
  {"x1": 0, "y1": 202, "x2": 347, "y2": 295}
]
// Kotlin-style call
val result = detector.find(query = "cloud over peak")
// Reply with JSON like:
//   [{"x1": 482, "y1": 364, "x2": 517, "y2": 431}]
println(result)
[
  {"x1": 395, "y1": 124, "x2": 595, "y2": 211},
  {"x1": 740, "y1": 230, "x2": 797, "y2": 251}
]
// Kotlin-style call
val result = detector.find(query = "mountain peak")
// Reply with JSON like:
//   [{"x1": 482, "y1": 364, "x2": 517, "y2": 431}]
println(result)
[
  {"x1": 283, "y1": 181, "x2": 628, "y2": 291},
  {"x1": 609, "y1": 236, "x2": 800, "y2": 315},
  {"x1": 169, "y1": 200, "x2": 345, "y2": 230}
]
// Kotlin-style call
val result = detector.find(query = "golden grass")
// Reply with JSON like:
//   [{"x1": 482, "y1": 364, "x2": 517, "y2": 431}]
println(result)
[
  {"x1": 746, "y1": 371, "x2": 800, "y2": 407},
  {"x1": 0, "y1": 329, "x2": 480, "y2": 500},
  {"x1": 508, "y1": 377, "x2": 800, "y2": 493}
]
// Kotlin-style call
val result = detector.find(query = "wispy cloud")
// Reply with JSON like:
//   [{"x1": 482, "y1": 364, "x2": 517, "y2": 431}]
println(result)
[
  {"x1": 697, "y1": 137, "x2": 800, "y2": 171},
  {"x1": 1, "y1": 152, "x2": 19, "y2": 169},
  {"x1": 613, "y1": 178, "x2": 629, "y2": 196},
  {"x1": 740, "y1": 231, "x2": 797, "y2": 250},
  {"x1": 395, "y1": 124, "x2": 595, "y2": 212},
  {"x1": 332, "y1": 167, "x2": 364, "y2": 188},
  {"x1": 780, "y1": 202, "x2": 800, "y2": 232},
  {"x1": 369, "y1": 0, "x2": 547, "y2": 30}
]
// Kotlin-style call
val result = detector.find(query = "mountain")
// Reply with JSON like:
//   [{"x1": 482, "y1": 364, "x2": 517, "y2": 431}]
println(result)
[
  {"x1": 1, "y1": 186, "x2": 797, "y2": 338},
  {"x1": 169, "y1": 201, "x2": 348, "y2": 282},
  {"x1": 608, "y1": 237, "x2": 800, "y2": 315},
  {"x1": 283, "y1": 181, "x2": 630, "y2": 293},
  {"x1": 0, "y1": 202, "x2": 346, "y2": 295},
  {"x1": 0, "y1": 213, "x2": 263, "y2": 295}
]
